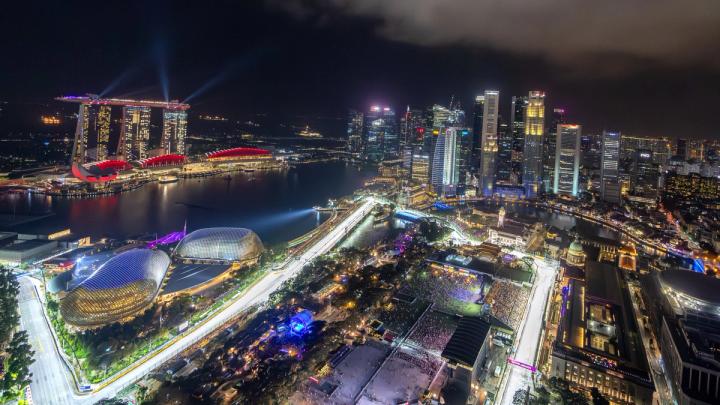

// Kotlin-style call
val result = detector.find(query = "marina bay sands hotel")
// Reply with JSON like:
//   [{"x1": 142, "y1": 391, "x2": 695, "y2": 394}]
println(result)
[{"x1": 57, "y1": 95, "x2": 190, "y2": 165}]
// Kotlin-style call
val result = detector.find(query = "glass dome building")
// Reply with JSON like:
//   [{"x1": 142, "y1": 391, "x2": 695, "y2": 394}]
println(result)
[
  {"x1": 60, "y1": 249, "x2": 171, "y2": 328},
  {"x1": 174, "y1": 227, "x2": 264, "y2": 263}
]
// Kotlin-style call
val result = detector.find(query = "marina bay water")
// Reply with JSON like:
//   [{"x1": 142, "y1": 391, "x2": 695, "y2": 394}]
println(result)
[{"x1": 0, "y1": 162, "x2": 377, "y2": 245}]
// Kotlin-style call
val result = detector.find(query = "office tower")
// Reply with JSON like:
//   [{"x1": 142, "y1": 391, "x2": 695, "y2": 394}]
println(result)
[
  {"x1": 676, "y1": 138, "x2": 688, "y2": 160},
  {"x1": 631, "y1": 149, "x2": 659, "y2": 198},
  {"x1": 346, "y1": 109, "x2": 364, "y2": 154},
  {"x1": 431, "y1": 128, "x2": 460, "y2": 196},
  {"x1": 362, "y1": 106, "x2": 397, "y2": 161},
  {"x1": 687, "y1": 139, "x2": 705, "y2": 161},
  {"x1": 456, "y1": 128, "x2": 472, "y2": 191},
  {"x1": 120, "y1": 106, "x2": 151, "y2": 160},
  {"x1": 600, "y1": 130, "x2": 622, "y2": 204},
  {"x1": 553, "y1": 124, "x2": 581, "y2": 196},
  {"x1": 510, "y1": 96, "x2": 528, "y2": 184},
  {"x1": 71, "y1": 103, "x2": 91, "y2": 165},
  {"x1": 400, "y1": 107, "x2": 424, "y2": 147},
  {"x1": 161, "y1": 109, "x2": 188, "y2": 155},
  {"x1": 495, "y1": 117, "x2": 513, "y2": 183},
  {"x1": 543, "y1": 108, "x2": 565, "y2": 192},
  {"x1": 479, "y1": 90, "x2": 500, "y2": 196},
  {"x1": 95, "y1": 105, "x2": 111, "y2": 161},
  {"x1": 411, "y1": 149, "x2": 430, "y2": 185},
  {"x1": 522, "y1": 91, "x2": 545, "y2": 197},
  {"x1": 470, "y1": 95, "x2": 485, "y2": 169},
  {"x1": 431, "y1": 104, "x2": 452, "y2": 128},
  {"x1": 620, "y1": 135, "x2": 672, "y2": 167}
]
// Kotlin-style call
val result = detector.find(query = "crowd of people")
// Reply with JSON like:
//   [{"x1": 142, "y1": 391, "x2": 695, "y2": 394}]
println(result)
[
  {"x1": 484, "y1": 280, "x2": 530, "y2": 330},
  {"x1": 408, "y1": 270, "x2": 485, "y2": 316},
  {"x1": 407, "y1": 311, "x2": 456, "y2": 355},
  {"x1": 395, "y1": 348, "x2": 442, "y2": 378}
]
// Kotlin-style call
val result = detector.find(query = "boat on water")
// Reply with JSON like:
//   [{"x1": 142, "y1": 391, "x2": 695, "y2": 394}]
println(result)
[{"x1": 158, "y1": 175, "x2": 178, "y2": 184}]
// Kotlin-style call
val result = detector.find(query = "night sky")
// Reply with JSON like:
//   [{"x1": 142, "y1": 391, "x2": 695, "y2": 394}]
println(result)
[{"x1": 2, "y1": 0, "x2": 720, "y2": 138}]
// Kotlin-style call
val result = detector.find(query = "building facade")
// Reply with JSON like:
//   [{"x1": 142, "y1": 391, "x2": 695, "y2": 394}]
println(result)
[
  {"x1": 601, "y1": 130, "x2": 622, "y2": 204},
  {"x1": 161, "y1": 109, "x2": 188, "y2": 155},
  {"x1": 479, "y1": 90, "x2": 500, "y2": 196},
  {"x1": 120, "y1": 106, "x2": 152, "y2": 160},
  {"x1": 522, "y1": 91, "x2": 546, "y2": 197},
  {"x1": 554, "y1": 124, "x2": 581, "y2": 197}
]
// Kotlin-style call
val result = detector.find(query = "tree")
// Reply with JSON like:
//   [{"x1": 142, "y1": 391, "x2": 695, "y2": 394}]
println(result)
[
  {"x1": 0, "y1": 267, "x2": 35, "y2": 401},
  {"x1": 2, "y1": 331, "x2": 34, "y2": 398},
  {"x1": 591, "y1": 387, "x2": 610, "y2": 405},
  {"x1": 0, "y1": 267, "x2": 20, "y2": 348}
]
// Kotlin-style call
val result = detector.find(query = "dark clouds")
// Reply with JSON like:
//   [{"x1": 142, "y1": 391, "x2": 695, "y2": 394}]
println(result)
[{"x1": 272, "y1": 0, "x2": 720, "y2": 74}]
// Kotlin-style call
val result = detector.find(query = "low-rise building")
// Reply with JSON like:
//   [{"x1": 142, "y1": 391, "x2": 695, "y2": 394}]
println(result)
[{"x1": 551, "y1": 262, "x2": 655, "y2": 404}]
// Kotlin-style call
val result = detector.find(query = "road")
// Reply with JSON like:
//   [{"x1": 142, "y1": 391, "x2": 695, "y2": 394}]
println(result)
[
  {"x1": 22, "y1": 198, "x2": 375, "y2": 404},
  {"x1": 499, "y1": 254, "x2": 558, "y2": 405},
  {"x1": 627, "y1": 281, "x2": 676, "y2": 404},
  {"x1": 19, "y1": 278, "x2": 77, "y2": 405}
]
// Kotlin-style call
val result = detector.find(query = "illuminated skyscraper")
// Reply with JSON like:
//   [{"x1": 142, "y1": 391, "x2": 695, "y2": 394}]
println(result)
[
  {"x1": 431, "y1": 128, "x2": 460, "y2": 196},
  {"x1": 553, "y1": 124, "x2": 581, "y2": 196},
  {"x1": 120, "y1": 106, "x2": 151, "y2": 160},
  {"x1": 471, "y1": 95, "x2": 485, "y2": 169},
  {"x1": 71, "y1": 104, "x2": 91, "y2": 165},
  {"x1": 399, "y1": 107, "x2": 424, "y2": 147},
  {"x1": 161, "y1": 109, "x2": 187, "y2": 155},
  {"x1": 95, "y1": 105, "x2": 112, "y2": 161},
  {"x1": 510, "y1": 96, "x2": 528, "y2": 184},
  {"x1": 346, "y1": 109, "x2": 363, "y2": 154},
  {"x1": 479, "y1": 90, "x2": 500, "y2": 196},
  {"x1": 431, "y1": 104, "x2": 452, "y2": 128},
  {"x1": 601, "y1": 130, "x2": 622, "y2": 204},
  {"x1": 543, "y1": 108, "x2": 565, "y2": 192},
  {"x1": 362, "y1": 106, "x2": 397, "y2": 161},
  {"x1": 495, "y1": 118, "x2": 513, "y2": 182},
  {"x1": 522, "y1": 91, "x2": 545, "y2": 197}
]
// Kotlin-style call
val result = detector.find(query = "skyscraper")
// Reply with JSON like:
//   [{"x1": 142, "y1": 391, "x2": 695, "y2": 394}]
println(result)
[
  {"x1": 510, "y1": 95, "x2": 528, "y2": 184},
  {"x1": 400, "y1": 107, "x2": 424, "y2": 147},
  {"x1": 553, "y1": 124, "x2": 581, "y2": 197},
  {"x1": 95, "y1": 105, "x2": 112, "y2": 161},
  {"x1": 346, "y1": 109, "x2": 364, "y2": 154},
  {"x1": 470, "y1": 95, "x2": 485, "y2": 169},
  {"x1": 479, "y1": 90, "x2": 500, "y2": 196},
  {"x1": 71, "y1": 103, "x2": 90, "y2": 165},
  {"x1": 522, "y1": 91, "x2": 545, "y2": 197},
  {"x1": 601, "y1": 130, "x2": 622, "y2": 204},
  {"x1": 362, "y1": 106, "x2": 397, "y2": 161},
  {"x1": 431, "y1": 128, "x2": 460, "y2": 196},
  {"x1": 431, "y1": 104, "x2": 452, "y2": 128},
  {"x1": 676, "y1": 138, "x2": 688, "y2": 160},
  {"x1": 543, "y1": 108, "x2": 565, "y2": 192},
  {"x1": 631, "y1": 149, "x2": 659, "y2": 198},
  {"x1": 161, "y1": 109, "x2": 188, "y2": 155},
  {"x1": 495, "y1": 117, "x2": 513, "y2": 183},
  {"x1": 120, "y1": 106, "x2": 151, "y2": 160}
]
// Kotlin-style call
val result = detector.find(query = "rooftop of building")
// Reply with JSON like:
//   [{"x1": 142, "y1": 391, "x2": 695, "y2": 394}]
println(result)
[
  {"x1": 441, "y1": 316, "x2": 491, "y2": 368},
  {"x1": 659, "y1": 269, "x2": 720, "y2": 308},
  {"x1": 0, "y1": 238, "x2": 56, "y2": 252},
  {"x1": 556, "y1": 262, "x2": 651, "y2": 384},
  {"x1": 427, "y1": 251, "x2": 533, "y2": 284},
  {"x1": 161, "y1": 263, "x2": 232, "y2": 294}
]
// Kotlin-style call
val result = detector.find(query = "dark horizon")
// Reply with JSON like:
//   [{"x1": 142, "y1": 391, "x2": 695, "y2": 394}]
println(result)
[{"x1": 2, "y1": 1, "x2": 720, "y2": 139}]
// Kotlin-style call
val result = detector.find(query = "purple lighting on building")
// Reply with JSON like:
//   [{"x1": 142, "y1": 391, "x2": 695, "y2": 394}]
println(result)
[{"x1": 147, "y1": 230, "x2": 186, "y2": 248}]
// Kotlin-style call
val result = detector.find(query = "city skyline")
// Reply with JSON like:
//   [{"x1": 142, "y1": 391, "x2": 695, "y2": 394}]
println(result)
[{"x1": 1, "y1": 2, "x2": 719, "y2": 139}]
